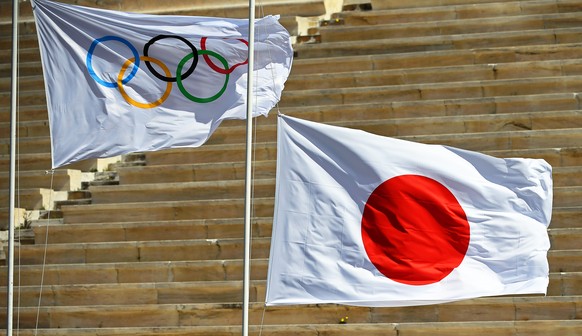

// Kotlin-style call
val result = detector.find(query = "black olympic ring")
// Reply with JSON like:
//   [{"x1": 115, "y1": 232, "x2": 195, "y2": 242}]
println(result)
[{"x1": 143, "y1": 35, "x2": 199, "y2": 83}]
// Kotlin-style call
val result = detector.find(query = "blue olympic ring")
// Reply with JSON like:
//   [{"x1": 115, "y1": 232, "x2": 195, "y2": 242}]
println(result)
[{"x1": 86, "y1": 36, "x2": 140, "y2": 88}]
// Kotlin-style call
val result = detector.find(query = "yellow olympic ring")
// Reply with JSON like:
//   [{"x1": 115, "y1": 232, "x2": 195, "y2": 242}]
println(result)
[{"x1": 117, "y1": 56, "x2": 172, "y2": 109}]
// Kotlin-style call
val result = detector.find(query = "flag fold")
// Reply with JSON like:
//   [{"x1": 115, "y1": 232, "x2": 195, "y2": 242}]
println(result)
[
  {"x1": 266, "y1": 115, "x2": 553, "y2": 307},
  {"x1": 32, "y1": 0, "x2": 293, "y2": 168}
]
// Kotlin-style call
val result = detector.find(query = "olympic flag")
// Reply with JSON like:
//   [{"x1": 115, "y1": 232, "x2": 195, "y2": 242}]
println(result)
[
  {"x1": 31, "y1": 0, "x2": 293, "y2": 168},
  {"x1": 266, "y1": 115, "x2": 553, "y2": 307}
]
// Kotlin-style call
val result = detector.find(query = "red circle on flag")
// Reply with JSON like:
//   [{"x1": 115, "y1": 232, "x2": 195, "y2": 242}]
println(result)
[{"x1": 361, "y1": 174, "x2": 470, "y2": 285}]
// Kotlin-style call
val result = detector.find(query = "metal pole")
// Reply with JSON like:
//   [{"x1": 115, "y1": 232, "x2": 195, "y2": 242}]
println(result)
[
  {"x1": 242, "y1": 0, "x2": 256, "y2": 335},
  {"x1": 7, "y1": 0, "x2": 19, "y2": 335}
]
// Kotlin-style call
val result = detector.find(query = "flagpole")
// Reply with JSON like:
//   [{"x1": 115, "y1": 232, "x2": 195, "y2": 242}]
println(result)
[
  {"x1": 7, "y1": 0, "x2": 19, "y2": 335},
  {"x1": 242, "y1": 0, "x2": 256, "y2": 335}
]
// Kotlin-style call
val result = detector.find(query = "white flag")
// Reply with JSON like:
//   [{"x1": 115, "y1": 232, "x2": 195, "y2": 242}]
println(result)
[
  {"x1": 266, "y1": 115, "x2": 553, "y2": 307},
  {"x1": 32, "y1": 0, "x2": 293, "y2": 168}
]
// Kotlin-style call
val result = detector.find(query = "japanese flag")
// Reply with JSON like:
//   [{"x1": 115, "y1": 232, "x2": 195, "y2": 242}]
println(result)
[{"x1": 265, "y1": 115, "x2": 553, "y2": 307}]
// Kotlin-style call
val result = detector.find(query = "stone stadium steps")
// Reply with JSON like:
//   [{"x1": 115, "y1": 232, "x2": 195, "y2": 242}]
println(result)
[
  {"x1": 319, "y1": 12, "x2": 582, "y2": 43},
  {"x1": 0, "y1": 272, "x2": 581, "y2": 309},
  {"x1": 1, "y1": 296, "x2": 581, "y2": 329},
  {"x1": 0, "y1": 73, "x2": 44, "y2": 91},
  {"x1": 0, "y1": 153, "x2": 52, "y2": 171},
  {"x1": 0, "y1": 258, "x2": 268, "y2": 286},
  {"x1": 88, "y1": 178, "x2": 275, "y2": 204},
  {"x1": 404, "y1": 128, "x2": 582, "y2": 152},
  {"x1": 0, "y1": 0, "x2": 324, "y2": 18},
  {"x1": 280, "y1": 76, "x2": 582, "y2": 107},
  {"x1": 0, "y1": 136, "x2": 50, "y2": 154},
  {"x1": 24, "y1": 207, "x2": 582, "y2": 241},
  {"x1": 0, "y1": 152, "x2": 119, "y2": 172},
  {"x1": 0, "y1": 57, "x2": 42, "y2": 77},
  {"x1": 370, "y1": 0, "x2": 559, "y2": 11},
  {"x1": 6, "y1": 222, "x2": 578, "y2": 270},
  {"x1": 551, "y1": 249, "x2": 582, "y2": 272},
  {"x1": 553, "y1": 166, "x2": 582, "y2": 187},
  {"x1": 117, "y1": 160, "x2": 276, "y2": 185},
  {"x1": 549, "y1": 228, "x2": 582, "y2": 249},
  {"x1": 1, "y1": 280, "x2": 265, "y2": 307},
  {"x1": 5, "y1": 221, "x2": 581, "y2": 263},
  {"x1": 2, "y1": 221, "x2": 580, "y2": 292},
  {"x1": 218, "y1": 110, "x2": 582, "y2": 142},
  {"x1": 486, "y1": 147, "x2": 582, "y2": 167},
  {"x1": 22, "y1": 206, "x2": 582, "y2": 246},
  {"x1": 85, "y1": 176, "x2": 579, "y2": 206},
  {"x1": 290, "y1": 42, "x2": 582, "y2": 75},
  {"x1": 7, "y1": 109, "x2": 582, "y2": 155},
  {"x1": 0, "y1": 89, "x2": 46, "y2": 107},
  {"x1": 335, "y1": 0, "x2": 581, "y2": 26},
  {"x1": 31, "y1": 217, "x2": 273, "y2": 244},
  {"x1": 293, "y1": 27, "x2": 582, "y2": 58},
  {"x1": 0, "y1": 105, "x2": 47, "y2": 123},
  {"x1": 0, "y1": 0, "x2": 327, "y2": 34},
  {"x1": 143, "y1": 144, "x2": 582, "y2": 174},
  {"x1": 275, "y1": 92, "x2": 582, "y2": 121},
  {"x1": 346, "y1": 110, "x2": 582, "y2": 135},
  {"x1": 286, "y1": 59, "x2": 582, "y2": 91},
  {"x1": 115, "y1": 158, "x2": 580, "y2": 186},
  {"x1": 2, "y1": 321, "x2": 581, "y2": 336},
  {"x1": 27, "y1": 214, "x2": 581, "y2": 260},
  {"x1": 141, "y1": 126, "x2": 582, "y2": 166},
  {"x1": 0, "y1": 207, "x2": 25, "y2": 229},
  {"x1": 10, "y1": 237, "x2": 270, "y2": 265},
  {"x1": 554, "y1": 187, "x2": 582, "y2": 207},
  {"x1": 0, "y1": 187, "x2": 67, "y2": 210},
  {"x1": 0, "y1": 169, "x2": 81, "y2": 191},
  {"x1": 0, "y1": 119, "x2": 49, "y2": 138},
  {"x1": 129, "y1": 147, "x2": 582, "y2": 177},
  {"x1": 58, "y1": 197, "x2": 273, "y2": 223},
  {"x1": 0, "y1": 33, "x2": 39, "y2": 50},
  {"x1": 1, "y1": 249, "x2": 580, "y2": 286},
  {"x1": 552, "y1": 210, "x2": 582, "y2": 232},
  {"x1": 5, "y1": 33, "x2": 582, "y2": 69},
  {"x1": 25, "y1": 210, "x2": 580, "y2": 250}
]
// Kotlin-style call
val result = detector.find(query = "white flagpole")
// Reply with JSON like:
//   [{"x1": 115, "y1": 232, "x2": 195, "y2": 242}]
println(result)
[
  {"x1": 7, "y1": 0, "x2": 19, "y2": 335},
  {"x1": 242, "y1": 0, "x2": 256, "y2": 335}
]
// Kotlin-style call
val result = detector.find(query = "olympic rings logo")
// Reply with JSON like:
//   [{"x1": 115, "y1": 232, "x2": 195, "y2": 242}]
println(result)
[{"x1": 86, "y1": 35, "x2": 249, "y2": 108}]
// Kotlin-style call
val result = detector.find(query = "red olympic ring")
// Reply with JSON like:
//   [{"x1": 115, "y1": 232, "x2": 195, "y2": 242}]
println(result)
[{"x1": 200, "y1": 37, "x2": 248, "y2": 74}]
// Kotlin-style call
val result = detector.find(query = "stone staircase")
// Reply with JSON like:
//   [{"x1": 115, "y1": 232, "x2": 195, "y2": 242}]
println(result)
[{"x1": 1, "y1": 0, "x2": 582, "y2": 335}]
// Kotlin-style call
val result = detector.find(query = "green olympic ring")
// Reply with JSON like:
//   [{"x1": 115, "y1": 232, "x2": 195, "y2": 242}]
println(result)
[{"x1": 176, "y1": 50, "x2": 229, "y2": 104}]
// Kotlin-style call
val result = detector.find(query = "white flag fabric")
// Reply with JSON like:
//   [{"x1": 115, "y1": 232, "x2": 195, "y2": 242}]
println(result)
[
  {"x1": 266, "y1": 115, "x2": 553, "y2": 307},
  {"x1": 32, "y1": 0, "x2": 293, "y2": 168}
]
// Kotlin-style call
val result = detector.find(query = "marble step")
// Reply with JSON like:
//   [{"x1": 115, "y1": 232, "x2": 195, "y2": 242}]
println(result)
[
  {"x1": 370, "y1": 0, "x2": 549, "y2": 11},
  {"x1": 3, "y1": 320, "x2": 582, "y2": 336},
  {"x1": 1, "y1": 271, "x2": 581, "y2": 308},
  {"x1": 1, "y1": 295, "x2": 581, "y2": 328},
  {"x1": 335, "y1": 0, "x2": 582, "y2": 26},
  {"x1": 142, "y1": 129, "x2": 582, "y2": 166},
  {"x1": 319, "y1": 12, "x2": 582, "y2": 43},
  {"x1": 293, "y1": 27, "x2": 582, "y2": 59}
]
